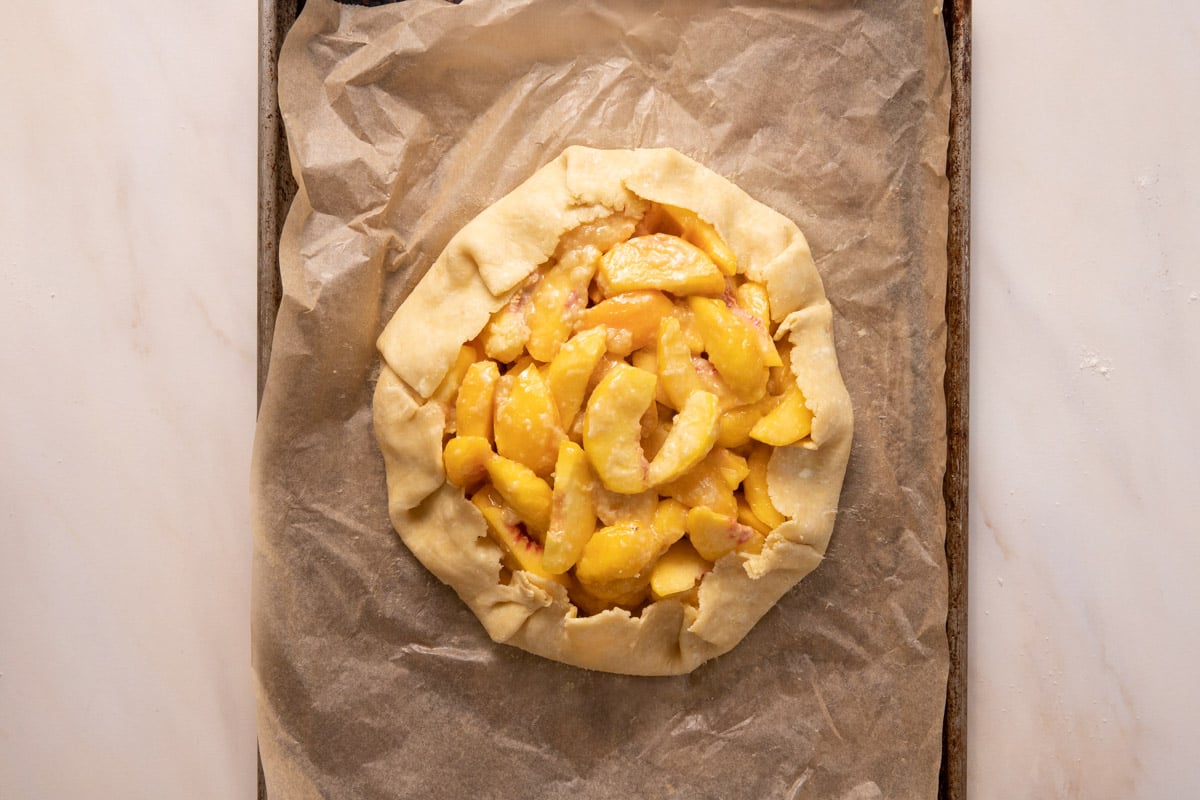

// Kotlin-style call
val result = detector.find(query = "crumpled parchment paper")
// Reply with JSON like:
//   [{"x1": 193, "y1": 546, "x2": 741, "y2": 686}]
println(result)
[{"x1": 252, "y1": 0, "x2": 951, "y2": 797}]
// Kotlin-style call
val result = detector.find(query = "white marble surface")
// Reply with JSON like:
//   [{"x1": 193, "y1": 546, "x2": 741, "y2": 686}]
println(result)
[
  {"x1": 1, "y1": 2, "x2": 258, "y2": 799},
  {"x1": 1, "y1": 1, "x2": 1198, "y2": 798}
]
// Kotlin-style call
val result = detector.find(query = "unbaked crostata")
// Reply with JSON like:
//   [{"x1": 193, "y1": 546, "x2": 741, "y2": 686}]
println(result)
[{"x1": 373, "y1": 147, "x2": 852, "y2": 675}]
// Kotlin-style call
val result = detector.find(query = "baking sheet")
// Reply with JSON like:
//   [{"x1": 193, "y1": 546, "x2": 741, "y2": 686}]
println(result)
[{"x1": 255, "y1": 0, "x2": 971, "y2": 796}]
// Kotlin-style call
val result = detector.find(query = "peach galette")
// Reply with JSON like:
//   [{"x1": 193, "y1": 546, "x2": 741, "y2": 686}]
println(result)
[{"x1": 373, "y1": 147, "x2": 852, "y2": 675}]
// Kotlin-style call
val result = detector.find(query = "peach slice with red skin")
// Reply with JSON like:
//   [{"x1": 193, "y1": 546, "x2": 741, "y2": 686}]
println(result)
[
  {"x1": 470, "y1": 486, "x2": 554, "y2": 579},
  {"x1": 733, "y1": 282, "x2": 783, "y2": 368},
  {"x1": 526, "y1": 262, "x2": 593, "y2": 362},
  {"x1": 688, "y1": 296, "x2": 768, "y2": 404},
  {"x1": 485, "y1": 454, "x2": 553, "y2": 537},
  {"x1": 685, "y1": 506, "x2": 761, "y2": 562}
]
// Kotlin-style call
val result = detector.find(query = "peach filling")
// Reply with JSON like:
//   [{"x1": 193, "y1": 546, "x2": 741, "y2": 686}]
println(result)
[{"x1": 434, "y1": 205, "x2": 816, "y2": 614}]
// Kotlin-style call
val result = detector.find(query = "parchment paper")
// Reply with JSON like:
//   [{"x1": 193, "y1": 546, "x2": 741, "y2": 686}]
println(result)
[{"x1": 252, "y1": 0, "x2": 951, "y2": 797}]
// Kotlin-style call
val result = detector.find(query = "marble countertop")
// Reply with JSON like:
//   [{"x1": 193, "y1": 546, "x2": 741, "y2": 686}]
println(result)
[{"x1": 2, "y1": 2, "x2": 1196, "y2": 798}]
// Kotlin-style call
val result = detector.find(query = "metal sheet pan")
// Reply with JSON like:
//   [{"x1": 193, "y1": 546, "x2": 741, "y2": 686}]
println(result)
[{"x1": 256, "y1": 1, "x2": 970, "y2": 795}]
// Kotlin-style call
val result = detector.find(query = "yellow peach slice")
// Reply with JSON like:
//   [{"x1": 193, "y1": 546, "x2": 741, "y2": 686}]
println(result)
[
  {"x1": 670, "y1": 302, "x2": 707, "y2": 354},
  {"x1": 733, "y1": 281, "x2": 783, "y2": 368},
  {"x1": 656, "y1": 316, "x2": 705, "y2": 411},
  {"x1": 649, "y1": 539, "x2": 712, "y2": 601},
  {"x1": 642, "y1": 416, "x2": 671, "y2": 460},
  {"x1": 575, "y1": 521, "x2": 663, "y2": 584},
  {"x1": 455, "y1": 359, "x2": 500, "y2": 440},
  {"x1": 651, "y1": 497, "x2": 689, "y2": 549},
  {"x1": 749, "y1": 385, "x2": 814, "y2": 446},
  {"x1": 494, "y1": 365, "x2": 565, "y2": 478},
  {"x1": 597, "y1": 234, "x2": 726, "y2": 297},
  {"x1": 546, "y1": 326, "x2": 608, "y2": 431},
  {"x1": 485, "y1": 454, "x2": 553, "y2": 537},
  {"x1": 573, "y1": 576, "x2": 650, "y2": 613},
  {"x1": 431, "y1": 344, "x2": 479, "y2": 407},
  {"x1": 577, "y1": 290, "x2": 675, "y2": 356},
  {"x1": 685, "y1": 507, "x2": 760, "y2": 562},
  {"x1": 582, "y1": 363, "x2": 657, "y2": 494},
  {"x1": 745, "y1": 444, "x2": 786, "y2": 529},
  {"x1": 470, "y1": 486, "x2": 553, "y2": 579},
  {"x1": 443, "y1": 436, "x2": 493, "y2": 489},
  {"x1": 660, "y1": 203, "x2": 739, "y2": 276},
  {"x1": 594, "y1": 484, "x2": 658, "y2": 527},
  {"x1": 646, "y1": 391, "x2": 720, "y2": 486},
  {"x1": 692, "y1": 356, "x2": 740, "y2": 410},
  {"x1": 710, "y1": 447, "x2": 750, "y2": 490},
  {"x1": 716, "y1": 395, "x2": 783, "y2": 449},
  {"x1": 688, "y1": 297, "x2": 768, "y2": 403},
  {"x1": 736, "y1": 497, "x2": 772, "y2": 536},
  {"x1": 656, "y1": 451, "x2": 738, "y2": 517},
  {"x1": 543, "y1": 441, "x2": 597, "y2": 574},
  {"x1": 479, "y1": 281, "x2": 536, "y2": 363},
  {"x1": 526, "y1": 263, "x2": 591, "y2": 362}
]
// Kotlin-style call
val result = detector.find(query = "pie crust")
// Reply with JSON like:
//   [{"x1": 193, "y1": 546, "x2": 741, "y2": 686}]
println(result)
[{"x1": 373, "y1": 147, "x2": 852, "y2": 675}]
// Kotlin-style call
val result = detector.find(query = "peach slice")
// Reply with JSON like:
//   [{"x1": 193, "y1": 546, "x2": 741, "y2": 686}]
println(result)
[
  {"x1": 651, "y1": 497, "x2": 689, "y2": 549},
  {"x1": 575, "y1": 521, "x2": 663, "y2": 584},
  {"x1": 646, "y1": 391, "x2": 720, "y2": 486},
  {"x1": 642, "y1": 416, "x2": 672, "y2": 460},
  {"x1": 670, "y1": 302, "x2": 707, "y2": 354},
  {"x1": 745, "y1": 444, "x2": 786, "y2": 529},
  {"x1": 526, "y1": 262, "x2": 592, "y2": 363},
  {"x1": 649, "y1": 539, "x2": 712, "y2": 601},
  {"x1": 582, "y1": 362, "x2": 657, "y2": 494},
  {"x1": 546, "y1": 326, "x2": 608, "y2": 431},
  {"x1": 573, "y1": 575, "x2": 650, "y2": 613},
  {"x1": 485, "y1": 454, "x2": 553, "y2": 537},
  {"x1": 494, "y1": 365, "x2": 565, "y2": 478},
  {"x1": 710, "y1": 447, "x2": 750, "y2": 490},
  {"x1": 736, "y1": 497, "x2": 772, "y2": 536},
  {"x1": 749, "y1": 385, "x2": 814, "y2": 447},
  {"x1": 543, "y1": 441, "x2": 597, "y2": 574},
  {"x1": 594, "y1": 484, "x2": 658, "y2": 527},
  {"x1": 479, "y1": 279, "x2": 537, "y2": 363},
  {"x1": 660, "y1": 203, "x2": 739, "y2": 276},
  {"x1": 443, "y1": 436, "x2": 493, "y2": 489},
  {"x1": 431, "y1": 344, "x2": 479, "y2": 408},
  {"x1": 656, "y1": 450, "x2": 738, "y2": 517},
  {"x1": 470, "y1": 486, "x2": 553, "y2": 579},
  {"x1": 688, "y1": 296, "x2": 768, "y2": 403},
  {"x1": 656, "y1": 316, "x2": 705, "y2": 411},
  {"x1": 685, "y1": 506, "x2": 760, "y2": 562},
  {"x1": 597, "y1": 234, "x2": 726, "y2": 297},
  {"x1": 692, "y1": 356, "x2": 740, "y2": 410},
  {"x1": 716, "y1": 394, "x2": 783, "y2": 449},
  {"x1": 577, "y1": 290, "x2": 675, "y2": 357},
  {"x1": 733, "y1": 282, "x2": 783, "y2": 368},
  {"x1": 455, "y1": 359, "x2": 500, "y2": 440}
]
